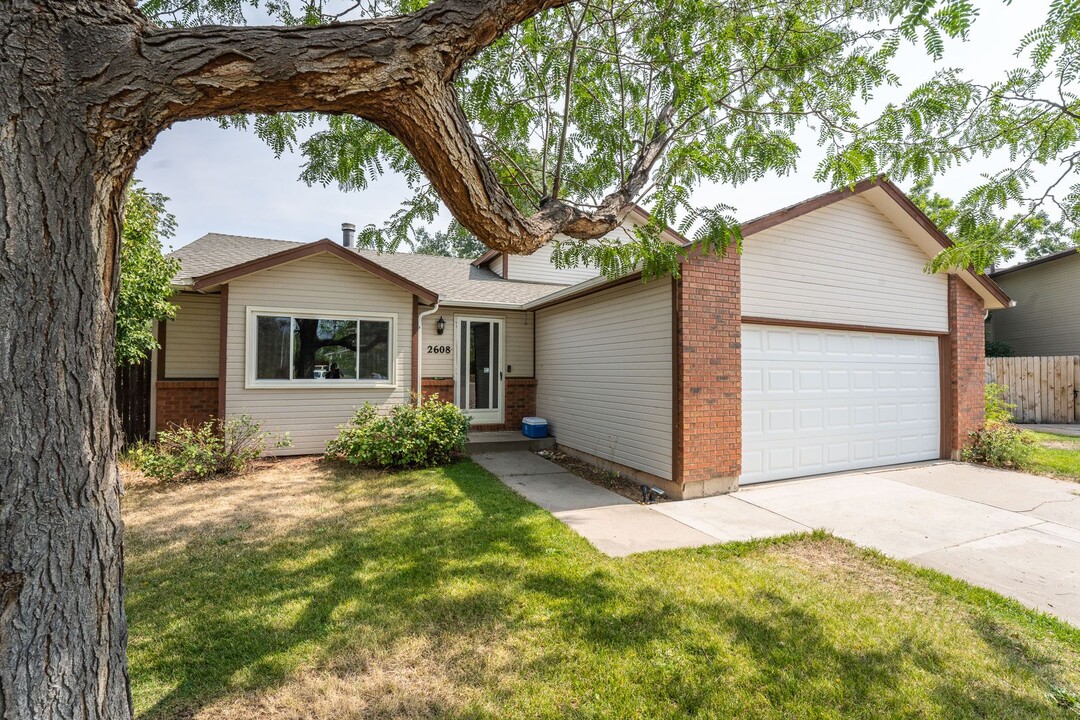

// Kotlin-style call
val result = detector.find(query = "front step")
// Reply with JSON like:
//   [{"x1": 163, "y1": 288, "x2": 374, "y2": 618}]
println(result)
[{"x1": 468, "y1": 431, "x2": 555, "y2": 454}]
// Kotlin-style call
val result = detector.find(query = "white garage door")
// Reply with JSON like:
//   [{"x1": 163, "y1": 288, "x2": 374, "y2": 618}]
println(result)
[{"x1": 741, "y1": 324, "x2": 941, "y2": 485}]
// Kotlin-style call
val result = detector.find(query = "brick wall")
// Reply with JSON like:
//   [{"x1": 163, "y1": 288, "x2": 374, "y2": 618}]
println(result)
[
  {"x1": 155, "y1": 380, "x2": 219, "y2": 432},
  {"x1": 946, "y1": 276, "x2": 986, "y2": 457},
  {"x1": 419, "y1": 377, "x2": 536, "y2": 432},
  {"x1": 676, "y1": 247, "x2": 741, "y2": 497},
  {"x1": 420, "y1": 378, "x2": 454, "y2": 404}
]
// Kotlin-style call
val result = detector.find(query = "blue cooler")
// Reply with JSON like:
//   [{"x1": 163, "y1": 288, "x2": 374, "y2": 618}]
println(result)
[{"x1": 521, "y1": 417, "x2": 548, "y2": 438}]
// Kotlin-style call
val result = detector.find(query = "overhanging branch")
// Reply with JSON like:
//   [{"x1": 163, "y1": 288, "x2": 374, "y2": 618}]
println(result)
[{"x1": 138, "y1": 0, "x2": 653, "y2": 255}]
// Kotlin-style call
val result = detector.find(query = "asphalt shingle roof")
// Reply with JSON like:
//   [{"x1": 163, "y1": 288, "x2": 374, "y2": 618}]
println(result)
[
  {"x1": 169, "y1": 233, "x2": 568, "y2": 306},
  {"x1": 170, "y1": 233, "x2": 305, "y2": 285}
]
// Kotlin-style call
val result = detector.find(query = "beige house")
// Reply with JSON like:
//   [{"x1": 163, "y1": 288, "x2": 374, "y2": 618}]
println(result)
[
  {"x1": 151, "y1": 178, "x2": 1010, "y2": 498},
  {"x1": 988, "y1": 249, "x2": 1080, "y2": 356}
]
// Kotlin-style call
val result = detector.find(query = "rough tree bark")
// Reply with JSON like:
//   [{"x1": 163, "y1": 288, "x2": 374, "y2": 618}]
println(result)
[{"x1": 1, "y1": 0, "x2": 673, "y2": 717}]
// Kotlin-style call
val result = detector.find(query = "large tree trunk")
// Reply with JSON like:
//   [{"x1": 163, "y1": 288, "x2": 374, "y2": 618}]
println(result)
[{"x1": 0, "y1": 7, "x2": 135, "y2": 719}]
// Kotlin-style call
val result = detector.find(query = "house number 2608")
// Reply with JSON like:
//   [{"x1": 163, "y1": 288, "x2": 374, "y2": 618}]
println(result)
[{"x1": 426, "y1": 345, "x2": 451, "y2": 354}]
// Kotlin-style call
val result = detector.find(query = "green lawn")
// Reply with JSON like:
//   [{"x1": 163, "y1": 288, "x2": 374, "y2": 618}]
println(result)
[
  {"x1": 1028, "y1": 432, "x2": 1080, "y2": 483},
  {"x1": 123, "y1": 457, "x2": 1080, "y2": 719}
]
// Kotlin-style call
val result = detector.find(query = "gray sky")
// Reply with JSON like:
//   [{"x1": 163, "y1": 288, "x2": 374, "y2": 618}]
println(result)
[{"x1": 137, "y1": 1, "x2": 1053, "y2": 256}]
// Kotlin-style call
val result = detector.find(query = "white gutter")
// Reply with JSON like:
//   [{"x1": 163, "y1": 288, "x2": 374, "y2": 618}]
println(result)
[
  {"x1": 521, "y1": 273, "x2": 616, "y2": 310},
  {"x1": 416, "y1": 301, "x2": 441, "y2": 405},
  {"x1": 438, "y1": 299, "x2": 537, "y2": 310}
]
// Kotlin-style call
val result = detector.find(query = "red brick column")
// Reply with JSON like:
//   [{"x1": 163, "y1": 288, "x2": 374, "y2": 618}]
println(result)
[
  {"x1": 675, "y1": 247, "x2": 741, "y2": 497},
  {"x1": 946, "y1": 276, "x2": 986, "y2": 457},
  {"x1": 502, "y1": 378, "x2": 537, "y2": 430},
  {"x1": 155, "y1": 380, "x2": 219, "y2": 432}
]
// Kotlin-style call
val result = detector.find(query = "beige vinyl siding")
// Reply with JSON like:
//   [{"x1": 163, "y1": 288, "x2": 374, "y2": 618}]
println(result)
[
  {"x1": 741, "y1": 195, "x2": 948, "y2": 332},
  {"x1": 165, "y1": 292, "x2": 220, "y2": 378},
  {"x1": 991, "y1": 253, "x2": 1080, "y2": 355},
  {"x1": 419, "y1": 307, "x2": 534, "y2": 378},
  {"x1": 225, "y1": 253, "x2": 414, "y2": 455},
  {"x1": 486, "y1": 257, "x2": 504, "y2": 277},
  {"x1": 507, "y1": 241, "x2": 601, "y2": 285},
  {"x1": 506, "y1": 221, "x2": 642, "y2": 285},
  {"x1": 536, "y1": 278, "x2": 673, "y2": 479}
]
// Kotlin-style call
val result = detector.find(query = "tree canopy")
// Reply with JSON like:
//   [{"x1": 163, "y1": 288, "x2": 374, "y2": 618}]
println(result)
[
  {"x1": 144, "y1": 0, "x2": 1079, "y2": 276},
  {"x1": 116, "y1": 183, "x2": 180, "y2": 366},
  {"x1": 912, "y1": 179, "x2": 1080, "y2": 271}
]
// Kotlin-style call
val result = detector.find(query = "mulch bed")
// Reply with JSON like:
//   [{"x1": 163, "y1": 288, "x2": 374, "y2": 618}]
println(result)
[{"x1": 534, "y1": 448, "x2": 671, "y2": 504}]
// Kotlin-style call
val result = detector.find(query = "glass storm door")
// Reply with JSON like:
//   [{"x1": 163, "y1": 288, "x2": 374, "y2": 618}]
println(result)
[{"x1": 456, "y1": 317, "x2": 504, "y2": 424}]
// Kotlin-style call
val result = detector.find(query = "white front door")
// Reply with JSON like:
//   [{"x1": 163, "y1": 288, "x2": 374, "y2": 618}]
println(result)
[
  {"x1": 741, "y1": 324, "x2": 941, "y2": 484},
  {"x1": 456, "y1": 317, "x2": 505, "y2": 425}
]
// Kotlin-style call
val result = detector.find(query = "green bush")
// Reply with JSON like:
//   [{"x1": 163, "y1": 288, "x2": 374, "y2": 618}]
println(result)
[
  {"x1": 963, "y1": 383, "x2": 1033, "y2": 469},
  {"x1": 137, "y1": 415, "x2": 291, "y2": 482},
  {"x1": 963, "y1": 423, "x2": 1036, "y2": 469},
  {"x1": 325, "y1": 395, "x2": 471, "y2": 468},
  {"x1": 985, "y1": 340, "x2": 1013, "y2": 357},
  {"x1": 985, "y1": 383, "x2": 1017, "y2": 425}
]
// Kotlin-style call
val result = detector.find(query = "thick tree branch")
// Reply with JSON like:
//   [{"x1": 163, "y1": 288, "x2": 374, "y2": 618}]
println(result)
[
  {"x1": 136, "y1": 0, "x2": 651, "y2": 254},
  {"x1": 142, "y1": 0, "x2": 575, "y2": 122}
]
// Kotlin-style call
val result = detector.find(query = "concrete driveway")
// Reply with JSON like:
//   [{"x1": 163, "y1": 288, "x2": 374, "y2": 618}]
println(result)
[
  {"x1": 477, "y1": 451, "x2": 1080, "y2": 626},
  {"x1": 658, "y1": 462, "x2": 1080, "y2": 625}
]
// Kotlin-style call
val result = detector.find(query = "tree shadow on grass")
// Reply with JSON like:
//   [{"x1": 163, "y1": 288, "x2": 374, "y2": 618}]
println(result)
[
  {"x1": 126, "y1": 460, "x2": 1079, "y2": 719},
  {"x1": 127, "y1": 460, "x2": 599, "y2": 718}
]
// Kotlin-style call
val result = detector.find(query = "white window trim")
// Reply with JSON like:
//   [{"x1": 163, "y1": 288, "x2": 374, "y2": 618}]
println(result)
[{"x1": 245, "y1": 306, "x2": 397, "y2": 389}]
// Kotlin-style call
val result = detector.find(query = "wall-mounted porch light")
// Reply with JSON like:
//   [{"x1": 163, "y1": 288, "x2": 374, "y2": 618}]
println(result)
[{"x1": 435, "y1": 316, "x2": 446, "y2": 335}]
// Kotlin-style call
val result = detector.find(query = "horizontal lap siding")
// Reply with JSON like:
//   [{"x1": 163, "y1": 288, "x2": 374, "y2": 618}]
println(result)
[
  {"x1": 507, "y1": 223, "x2": 641, "y2": 285},
  {"x1": 508, "y1": 241, "x2": 600, "y2": 284},
  {"x1": 536, "y1": 279, "x2": 673, "y2": 479},
  {"x1": 742, "y1": 195, "x2": 948, "y2": 332},
  {"x1": 991, "y1": 254, "x2": 1080, "y2": 356},
  {"x1": 420, "y1": 307, "x2": 534, "y2": 378},
  {"x1": 226, "y1": 254, "x2": 414, "y2": 455},
  {"x1": 165, "y1": 293, "x2": 220, "y2": 378}
]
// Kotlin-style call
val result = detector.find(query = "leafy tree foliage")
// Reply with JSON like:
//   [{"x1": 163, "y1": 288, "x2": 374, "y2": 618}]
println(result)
[
  {"x1": 843, "y1": 0, "x2": 1080, "y2": 272},
  {"x1": 116, "y1": 184, "x2": 179, "y2": 366},
  {"x1": 131, "y1": 0, "x2": 973, "y2": 274},
  {"x1": 411, "y1": 224, "x2": 489, "y2": 258},
  {"x1": 137, "y1": 0, "x2": 1079, "y2": 277},
  {"x1": 910, "y1": 180, "x2": 1079, "y2": 270}
]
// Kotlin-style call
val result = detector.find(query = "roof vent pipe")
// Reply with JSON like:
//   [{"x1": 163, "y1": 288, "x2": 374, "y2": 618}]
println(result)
[{"x1": 341, "y1": 222, "x2": 356, "y2": 248}]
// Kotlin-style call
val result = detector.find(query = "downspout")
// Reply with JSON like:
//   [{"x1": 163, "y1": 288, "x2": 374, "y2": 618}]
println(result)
[{"x1": 416, "y1": 301, "x2": 440, "y2": 405}]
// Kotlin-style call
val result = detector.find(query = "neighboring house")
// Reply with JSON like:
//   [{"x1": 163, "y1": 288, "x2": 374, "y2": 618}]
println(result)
[
  {"x1": 988, "y1": 248, "x2": 1080, "y2": 356},
  {"x1": 152, "y1": 178, "x2": 1010, "y2": 498}
]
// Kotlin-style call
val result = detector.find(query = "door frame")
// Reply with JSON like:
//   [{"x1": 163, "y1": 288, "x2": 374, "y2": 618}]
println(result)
[{"x1": 454, "y1": 315, "x2": 506, "y2": 425}]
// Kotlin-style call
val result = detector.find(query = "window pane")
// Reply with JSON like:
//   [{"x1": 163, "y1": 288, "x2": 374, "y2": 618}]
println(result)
[
  {"x1": 255, "y1": 316, "x2": 291, "y2": 380},
  {"x1": 292, "y1": 318, "x2": 358, "y2": 380},
  {"x1": 357, "y1": 320, "x2": 390, "y2": 380}
]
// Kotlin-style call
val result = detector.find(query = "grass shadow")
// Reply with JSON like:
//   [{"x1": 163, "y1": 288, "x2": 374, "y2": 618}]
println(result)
[{"x1": 123, "y1": 458, "x2": 1080, "y2": 719}]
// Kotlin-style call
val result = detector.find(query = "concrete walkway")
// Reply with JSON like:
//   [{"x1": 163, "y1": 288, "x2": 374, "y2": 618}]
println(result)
[
  {"x1": 1023, "y1": 423, "x2": 1080, "y2": 437},
  {"x1": 475, "y1": 451, "x2": 1080, "y2": 625},
  {"x1": 473, "y1": 451, "x2": 720, "y2": 555}
]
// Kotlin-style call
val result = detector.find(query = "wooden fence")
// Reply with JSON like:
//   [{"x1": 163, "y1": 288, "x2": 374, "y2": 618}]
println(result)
[
  {"x1": 116, "y1": 358, "x2": 152, "y2": 447},
  {"x1": 985, "y1": 356, "x2": 1080, "y2": 424}
]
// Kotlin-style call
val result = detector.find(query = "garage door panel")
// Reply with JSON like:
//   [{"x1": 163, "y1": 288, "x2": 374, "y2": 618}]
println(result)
[{"x1": 742, "y1": 324, "x2": 941, "y2": 484}]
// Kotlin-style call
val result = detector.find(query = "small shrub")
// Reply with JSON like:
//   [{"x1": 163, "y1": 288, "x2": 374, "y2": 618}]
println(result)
[
  {"x1": 137, "y1": 415, "x2": 291, "y2": 482},
  {"x1": 985, "y1": 383, "x2": 1017, "y2": 425},
  {"x1": 119, "y1": 441, "x2": 154, "y2": 472},
  {"x1": 985, "y1": 340, "x2": 1013, "y2": 357},
  {"x1": 326, "y1": 395, "x2": 470, "y2": 468},
  {"x1": 963, "y1": 383, "x2": 1034, "y2": 469},
  {"x1": 963, "y1": 423, "x2": 1036, "y2": 469}
]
